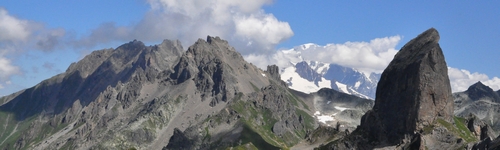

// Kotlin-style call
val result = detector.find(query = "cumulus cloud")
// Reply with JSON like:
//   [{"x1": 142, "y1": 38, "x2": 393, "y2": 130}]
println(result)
[
  {"x1": 76, "y1": 0, "x2": 293, "y2": 55},
  {"x1": 244, "y1": 36, "x2": 401, "y2": 74},
  {"x1": 0, "y1": 8, "x2": 71, "y2": 92},
  {"x1": 0, "y1": 8, "x2": 26, "y2": 86},
  {"x1": 0, "y1": 8, "x2": 30, "y2": 42},
  {"x1": 300, "y1": 36, "x2": 401, "y2": 74},
  {"x1": 0, "y1": 52, "x2": 20, "y2": 82},
  {"x1": 244, "y1": 36, "x2": 500, "y2": 93},
  {"x1": 448, "y1": 67, "x2": 500, "y2": 92},
  {"x1": 234, "y1": 12, "x2": 293, "y2": 51}
]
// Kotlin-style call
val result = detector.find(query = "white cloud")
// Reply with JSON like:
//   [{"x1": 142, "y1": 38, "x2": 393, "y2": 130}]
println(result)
[
  {"x1": 0, "y1": 8, "x2": 69, "y2": 53},
  {"x1": 300, "y1": 36, "x2": 401, "y2": 74},
  {"x1": 0, "y1": 8, "x2": 30, "y2": 42},
  {"x1": 0, "y1": 8, "x2": 71, "y2": 92},
  {"x1": 234, "y1": 12, "x2": 293, "y2": 51},
  {"x1": 78, "y1": 0, "x2": 292, "y2": 55},
  {"x1": 243, "y1": 36, "x2": 500, "y2": 94},
  {"x1": 448, "y1": 67, "x2": 500, "y2": 92},
  {"x1": 244, "y1": 36, "x2": 401, "y2": 74},
  {"x1": 0, "y1": 52, "x2": 20, "y2": 82}
]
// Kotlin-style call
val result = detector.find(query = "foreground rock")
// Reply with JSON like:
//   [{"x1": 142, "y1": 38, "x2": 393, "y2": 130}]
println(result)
[
  {"x1": 319, "y1": 28, "x2": 470, "y2": 149},
  {"x1": 362, "y1": 28, "x2": 454, "y2": 145}
]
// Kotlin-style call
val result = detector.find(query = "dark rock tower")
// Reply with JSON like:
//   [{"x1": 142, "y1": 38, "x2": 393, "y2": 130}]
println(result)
[{"x1": 359, "y1": 28, "x2": 454, "y2": 145}]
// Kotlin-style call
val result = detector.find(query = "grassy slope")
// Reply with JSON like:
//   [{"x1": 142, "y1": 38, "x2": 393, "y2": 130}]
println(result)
[{"x1": 228, "y1": 88, "x2": 315, "y2": 149}]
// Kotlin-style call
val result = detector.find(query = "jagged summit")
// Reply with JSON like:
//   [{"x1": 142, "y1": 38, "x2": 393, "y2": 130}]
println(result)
[
  {"x1": 466, "y1": 81, "x2": 500, "y2": 101},
  {"x1": 0, "y1": 36, "x2": 292, "y2": 149}
]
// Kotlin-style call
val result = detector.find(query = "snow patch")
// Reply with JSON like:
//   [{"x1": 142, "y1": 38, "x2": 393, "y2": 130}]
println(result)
[
  {"x1": 307, "y1": 61, "x2": 330, "y2": 75},
  {"x1": 335, "y1": 82, "x2": 348, "y2": 93},
  {"x1": 301, "y1": 43, "x2": 317, "y2": 50},
  {"x1": 362, "y1": 72, "x2": 372, "y2": 82},
  {"x1": 314, "y1": 111, "x2": 335, "y2": 124},
  {"x1": 318, "y1": 77, "x2": 331, "y2": 89},
  {"x1": 261, "y1": 73, "x2": 266, "y2": 77},
  {"x1": 348, "y1": 87, "x2": 371, "y2": 99},
  {"x1": 354, "y1": 81, "x2": 361, "y2": 89},
  {"x1": 281, "y1": 66, "x2": 331, "y2": 94},
  {"x1": 334, "y1": 106, "x2": 348, "y2": 111}
]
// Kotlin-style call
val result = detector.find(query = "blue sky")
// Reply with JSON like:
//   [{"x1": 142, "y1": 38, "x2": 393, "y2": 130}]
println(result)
[{"x1": 0, "y1": 0, "x2": 499, "y2": 95}]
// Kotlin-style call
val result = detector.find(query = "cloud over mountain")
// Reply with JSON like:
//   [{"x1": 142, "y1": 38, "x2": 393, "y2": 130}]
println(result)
[
  {"x1": 0, "y1": 2, "x2": 498, "y2": 96},
  {"x1": 448, "y1": 67, "x2": 500, "y2": 92},
  {"x1": 0, "y1": 8, "x2": 70, "y2": 89},
  {"x1": 244, "y1": 36, "x2": 401, "y2": 74},
  {"x1": 77, "y1": 0, "x2": 293, "y2": 55},
  {"x1": 0, "y1": 8, "x2": 27, "y2": 88}
]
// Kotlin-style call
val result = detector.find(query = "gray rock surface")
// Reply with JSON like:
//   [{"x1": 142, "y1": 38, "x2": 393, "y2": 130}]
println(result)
[
  {"x1": 466, "y1": 82, "x2": 500, "y2": 102},
  {"x1": 318, "y1": 28, "x2": 464, "y2": 150},
  {"x1": 0, "y1": 36, "x2": 313, "y2": 150},
  {"x1": 164, "y1": 76, "x2": 316, "y2": 150},
  {"x1": 313, "y1": 88, "x2": 373, "y2": 128},
  {"x1": 455, "y1": 81, "x2": 500, "y2": 135},
  {"x1": 360, "y1": 28, "x2": 454, "y2": 145}
]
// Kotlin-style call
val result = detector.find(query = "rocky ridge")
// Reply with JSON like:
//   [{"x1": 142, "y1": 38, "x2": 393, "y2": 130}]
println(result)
[
  {"x1": 454, "y1": 81, "x2": 500, "y2": 149},
  {"x1": 0, "y1": 36, "x2": 314, "y2": 150},
  {"x1": 280, "y1": 50, "x2": 380, "y2": 99}
]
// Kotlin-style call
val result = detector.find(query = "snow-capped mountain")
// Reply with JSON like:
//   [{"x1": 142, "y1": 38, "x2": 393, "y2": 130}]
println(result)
[{"x1": 279, "y1": 43, "x2": 380, "y2": 99}]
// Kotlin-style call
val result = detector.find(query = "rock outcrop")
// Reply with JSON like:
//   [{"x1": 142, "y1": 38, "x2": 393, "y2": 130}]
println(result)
[
  {"x1": 359, "y1": 28, "x2": 454, "y2": 145},
  {"x1": 318, "y1": 28, "x2": 461, "y2": 149},
  {"x1": 164, "y1": 66, "x2": 316, "y2": 149}
]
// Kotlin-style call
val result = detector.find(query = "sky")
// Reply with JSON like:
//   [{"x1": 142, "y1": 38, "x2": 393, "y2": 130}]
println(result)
[{"x1": 0, "y1": 0, "x2": 499, "y2": 96}]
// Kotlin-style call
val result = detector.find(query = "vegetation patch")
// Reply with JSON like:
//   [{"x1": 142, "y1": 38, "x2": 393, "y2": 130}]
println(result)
[
  {"x1": 226, "y1": 142, "x2": 259, "y2": 150},
  {"x1": 422, "y1": 124, "x2": 435, "y2": 135},
  {"x1": 249, "y1": 82, "x2": 260, "y2": 92},
  {"x1": 238, "y1": 124, "x2": 281, "y2": 150},
  {"x1": 436, "y1": 117, "x2": 477, "y2": 143},
  {"x1": 286, "y1": 92, "x2": 299, "y2": 107},
  {"x1": 295, "y1": 109, "x2": 315, "y2": 130},
  {"x1": 0, "y1": 114, "x2": 38, "y2": 149},
  {"x1": 286, "y1": 91, "x2": 310, "y2": 111},
  {"x1": 230, "y1": 100, "x2": 288, "y2": 148},
  {"x1": 203, "y1": 126, "x2": 211, "y2": 141}
]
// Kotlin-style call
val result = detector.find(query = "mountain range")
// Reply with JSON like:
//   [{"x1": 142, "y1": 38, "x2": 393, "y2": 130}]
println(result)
[
  {"x1": 279, "y1": 45, "x2": 380, "y2": 99},
  {"x1": 1, "y1": 29, "x2": 500, "y2": 149}
]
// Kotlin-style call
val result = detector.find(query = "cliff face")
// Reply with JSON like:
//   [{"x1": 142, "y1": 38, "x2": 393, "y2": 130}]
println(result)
[
  {"x1": 359, "y1": 28, "x2": 454, "y2": 145},
  {"x1": 318, "y1": 28, "x2": 468, "y2": 150}
]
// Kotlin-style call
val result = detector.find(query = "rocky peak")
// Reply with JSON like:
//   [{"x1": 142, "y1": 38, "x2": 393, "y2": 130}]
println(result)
[
  {"x1": 466, "y1": 81, "x2": 500, "y2": 102},
  {"x1": 66, "y1": 48, "x2": 114, "y2": 78},
  {"x1": 295, "y1": 61, "x2": 322, "y2": 84},
  {"x1": 359, "y1": 28, "x2": 454, "y2": 145},
  {"x1": 171, "y1": 36, "x2": 270, "y2": 106},
  {"x1": 266, "y1": 65, "x2": 281, "y2": 81}
]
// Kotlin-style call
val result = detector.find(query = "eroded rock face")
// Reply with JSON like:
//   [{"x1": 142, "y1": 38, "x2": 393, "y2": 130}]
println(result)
[{"x1": 359, "y1": 28, "x2": 454, "y2": 145}]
